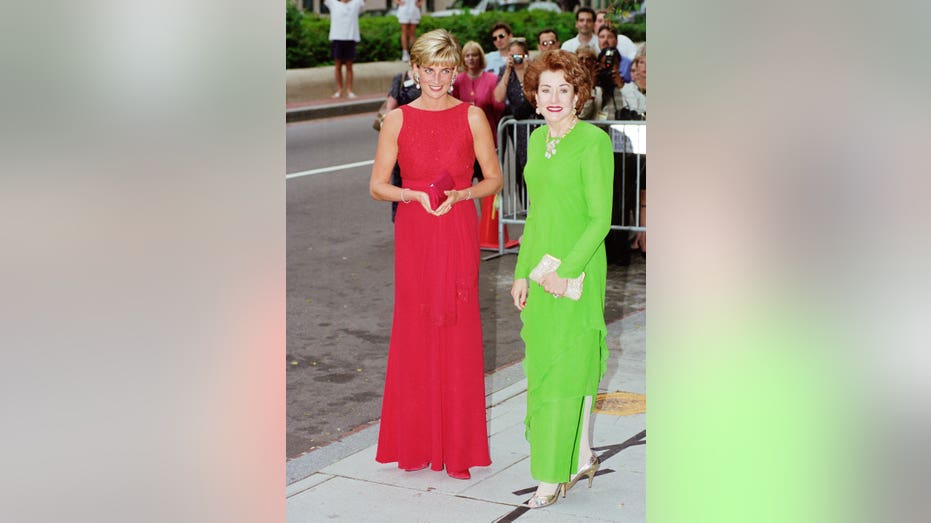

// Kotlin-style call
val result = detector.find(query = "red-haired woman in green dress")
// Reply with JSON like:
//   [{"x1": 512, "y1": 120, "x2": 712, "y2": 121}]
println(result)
[{"x1": 510, "y1": 50, "x2": 614, "y2": 509}]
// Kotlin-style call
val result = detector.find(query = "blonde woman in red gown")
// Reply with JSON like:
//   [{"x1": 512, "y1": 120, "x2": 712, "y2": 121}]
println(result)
[{"x1": 369, "y1": 29, "x2": 503, "y2": 480}]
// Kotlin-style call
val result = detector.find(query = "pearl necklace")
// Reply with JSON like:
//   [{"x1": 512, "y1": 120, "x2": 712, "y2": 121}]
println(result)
[{"x1": 543, "y1": 116, "x2": 578, "y2": 159}]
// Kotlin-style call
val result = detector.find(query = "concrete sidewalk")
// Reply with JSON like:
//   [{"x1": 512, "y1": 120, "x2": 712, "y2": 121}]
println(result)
[
  {"x1": 285, "y1": 310, "x2": 646, "y2": 522},
  {"x1": 287, "y1": 62, "x2": 407, "y2": 122}
]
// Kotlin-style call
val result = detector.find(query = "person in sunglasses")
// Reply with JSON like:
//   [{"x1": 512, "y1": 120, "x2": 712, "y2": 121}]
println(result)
[
  {"x1": 536, "y1": 28, "x2": 560, "y2": 54},
  {"x1": 484, "y1": 22, "x2": 513, "y2": 74}
]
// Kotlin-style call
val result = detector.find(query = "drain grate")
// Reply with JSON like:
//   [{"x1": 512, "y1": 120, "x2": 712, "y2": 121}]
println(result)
[{"x1": 593, "y1": 391, "x2": 646, "y2": 416}]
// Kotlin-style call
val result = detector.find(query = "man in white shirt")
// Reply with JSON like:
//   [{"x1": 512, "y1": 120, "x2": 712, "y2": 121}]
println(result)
[
  {"x1": 613, "y1": 33, "x2": 639, "y2": 62},
  {"x1": 560, "y1": 8, "x2": 599, "y2": 54},
  {"x1": 326, "y1": 0, "x2": 364, "y2": 98},
  {"x1": 485, "y1": 22, "x2": 513, "y2": 73}
]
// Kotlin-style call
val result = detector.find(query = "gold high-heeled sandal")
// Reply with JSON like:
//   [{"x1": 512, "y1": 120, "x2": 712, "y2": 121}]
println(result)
[
  {"x1": 562, "y1": 455, "x2": 600, "y2": 497},
  {"x1": 524, "y1": 483, "x2": 566, "y2": 509}
]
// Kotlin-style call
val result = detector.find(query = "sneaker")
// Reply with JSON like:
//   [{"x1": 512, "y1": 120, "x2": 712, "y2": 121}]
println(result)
[
  {"x1": 402, "y1": 50, "x2": 410, "y2": 62},
  {"x1": 331, "y1": 91, "x2": 341, "y2": 98},
  {"x1": 347, "y1": 92, "x2": 358, "y2": 99}
]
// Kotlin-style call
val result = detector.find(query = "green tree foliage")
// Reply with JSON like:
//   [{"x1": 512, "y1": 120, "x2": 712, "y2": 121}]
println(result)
[{"x1": 285, "y1": 3, "x2": 645, "y2": 69}]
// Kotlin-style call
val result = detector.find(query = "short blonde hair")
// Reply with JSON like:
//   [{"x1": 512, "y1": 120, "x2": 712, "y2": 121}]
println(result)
[
  {"x1": 461, "y1": 41, "x2": 486, "y2": 70},
  {"x1": 410, "y1": 29, "x2": 462, "y2": 69},
  {"x1": 634, "y1": 43, "x2": 646, "y2": 61}
]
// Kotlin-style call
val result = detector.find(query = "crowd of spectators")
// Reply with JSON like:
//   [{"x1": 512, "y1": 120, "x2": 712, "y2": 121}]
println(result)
[{"x1": 366, "y1": 11, "x2": 647, "y2": 256}]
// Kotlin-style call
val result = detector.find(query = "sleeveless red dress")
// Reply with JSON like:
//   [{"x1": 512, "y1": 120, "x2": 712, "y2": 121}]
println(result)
[{"x1": 375, "y1": 103, "x2": 491, "y2": 473}]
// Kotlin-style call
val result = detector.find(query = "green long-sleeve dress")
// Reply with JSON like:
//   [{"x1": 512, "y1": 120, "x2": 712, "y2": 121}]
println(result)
[{"x1": 514, "y1": 120, "x2": 614, "y2": 483}]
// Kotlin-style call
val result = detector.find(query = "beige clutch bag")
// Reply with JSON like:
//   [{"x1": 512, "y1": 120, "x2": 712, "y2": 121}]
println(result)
[{"x1": 528, "y1": 254, "x2": 584, "y2": 300}]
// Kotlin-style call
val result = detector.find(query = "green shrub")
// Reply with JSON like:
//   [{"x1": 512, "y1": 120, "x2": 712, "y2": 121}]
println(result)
[
  {"x1": 618, "y1": 21, "x2": 646, "y2": 43},
  {"x1": 286, "y1": 4, "x2": 645, "y2": 68},
  {"x1": 358, "y1": 16, "x2": 405, "y2": 62},
  {"x1": 287, "y1": 4, "x2": 331, "y2": 68},
  {"x1": 286, "y1": 2, "x2": 312, "y2": 68}
]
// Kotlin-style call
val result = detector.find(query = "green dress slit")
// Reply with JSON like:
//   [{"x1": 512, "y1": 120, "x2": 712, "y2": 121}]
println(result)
[{"x1": 515, "y1": 121, "x2": 614, "y2": 483}]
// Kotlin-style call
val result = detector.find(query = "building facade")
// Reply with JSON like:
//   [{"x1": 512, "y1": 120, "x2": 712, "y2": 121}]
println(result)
[{"x1": 293, "y1": 0, "x2": 457, "y2": 15}]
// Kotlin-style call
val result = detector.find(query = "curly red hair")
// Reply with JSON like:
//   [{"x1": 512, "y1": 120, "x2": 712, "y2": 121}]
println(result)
[{"x1": 522, "y1": 50, "x2": 592, "y2": 114}]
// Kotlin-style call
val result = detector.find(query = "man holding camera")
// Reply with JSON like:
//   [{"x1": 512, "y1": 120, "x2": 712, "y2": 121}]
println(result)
[
  {"x1": 592, "y1": 46, "x2": 625, "y2": 121},
  {"x1": 492, "y1": 38, "x2": 535, "y2": 206},
  {"x1": 493, "y1": 39, "x2": 534, "y2": 119},
  {"x1": 597, "y1": 25, "x2": 633, "y2": 83}
]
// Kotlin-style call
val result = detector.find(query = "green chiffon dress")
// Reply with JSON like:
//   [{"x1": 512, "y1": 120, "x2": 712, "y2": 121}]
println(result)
[{"x1": 514, "y1": 120, "x2": 614, "y2": 483}]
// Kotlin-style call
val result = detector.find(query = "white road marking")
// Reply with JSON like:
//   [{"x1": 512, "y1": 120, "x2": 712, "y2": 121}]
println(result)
[{"x1": 286, "y1": 160, "x2": 375, "y2": 180}]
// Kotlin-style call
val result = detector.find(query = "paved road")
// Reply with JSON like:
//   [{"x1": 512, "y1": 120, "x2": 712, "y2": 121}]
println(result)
[{"x1": 286, "y1": 113, "x2": 646, "y2": 458}]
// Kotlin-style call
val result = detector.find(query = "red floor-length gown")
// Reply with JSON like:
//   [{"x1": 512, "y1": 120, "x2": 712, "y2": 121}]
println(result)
[{"x1": 375, "y1": 103, "x2": 491, "y2": 473}]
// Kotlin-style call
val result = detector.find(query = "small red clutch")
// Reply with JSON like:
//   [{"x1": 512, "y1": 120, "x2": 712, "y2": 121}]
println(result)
[{"x1": 426, "y1": 170, "x2": 455, "y2": 210}]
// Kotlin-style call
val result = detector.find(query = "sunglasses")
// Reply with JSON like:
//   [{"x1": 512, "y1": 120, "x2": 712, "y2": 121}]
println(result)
[
  {"x1": 492, "y1": 34, "x2": 509, "y2": 41},
  {"x1": 540, "y1": 40, "x2": 557, "y2": 46}
]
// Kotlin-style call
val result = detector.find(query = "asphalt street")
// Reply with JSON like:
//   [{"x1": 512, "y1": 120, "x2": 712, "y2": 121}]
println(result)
[{"x1": 286, "y1": 113, "x2": 646, "y2": 459}]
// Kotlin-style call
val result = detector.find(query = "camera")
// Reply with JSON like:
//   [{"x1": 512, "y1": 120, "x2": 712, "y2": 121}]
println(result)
[
  {"x1": 594, "y1": 47, "x2": 621, "y2": 91},
  {"x1": 511, "y1": 54, "x2": 525, "y2": 64},
  {"x1": 615, "y1": 106, "x2": 645, "y2": 121},
  {"x1": 600, "y1": 48, "x2": 617, "y2": 69}
]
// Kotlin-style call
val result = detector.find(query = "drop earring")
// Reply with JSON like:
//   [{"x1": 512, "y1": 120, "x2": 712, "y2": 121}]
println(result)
[{"x1": 414, "y1": 74, "x2": 421, "y2": 90}]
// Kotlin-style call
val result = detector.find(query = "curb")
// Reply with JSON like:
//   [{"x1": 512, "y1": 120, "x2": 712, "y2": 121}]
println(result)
[
  {"x1": 286, "y1": 358, "x2": 528, "y2": 485},
  {"x1": 285, "y1": 310, "x2": 645, "y2": 486},
  {"x1": 287, "y1": 97, "x2": 385, "y2": 123}
]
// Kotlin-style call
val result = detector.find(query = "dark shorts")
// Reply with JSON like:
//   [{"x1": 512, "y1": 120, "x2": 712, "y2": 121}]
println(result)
[{"x1": 331, "y1": 40, "x2": 357, "y2": 62}]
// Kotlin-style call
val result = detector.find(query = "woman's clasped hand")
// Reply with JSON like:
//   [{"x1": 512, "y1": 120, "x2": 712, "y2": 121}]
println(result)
[
  {"x1": 403, "y1": 188, "x2": 471, "y2": 216},
  {"x1": 539, "y1": 271, "x2": 568, "y2": 298},
  {"x1": 511, "y1": 271, "x2": 569, "y2": 307},
  {"x1": 433, "y1": 189, "x2": 471, "y2": 216}
]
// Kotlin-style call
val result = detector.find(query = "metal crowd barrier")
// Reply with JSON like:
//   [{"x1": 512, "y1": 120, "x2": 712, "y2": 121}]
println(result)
[{"x1": 483, "y1": 117, "x2": 647, "y2": 259}]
